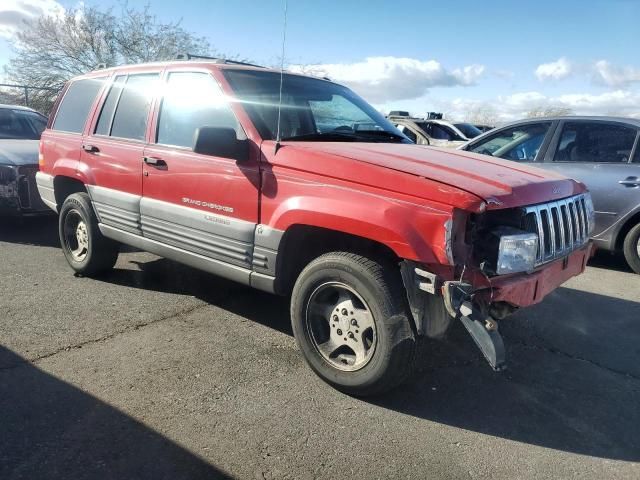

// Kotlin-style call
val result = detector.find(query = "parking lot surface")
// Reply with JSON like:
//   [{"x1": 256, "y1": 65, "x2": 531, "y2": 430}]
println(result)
[{"x1": 1, "y1": 216, "x2": 639, "y2": 479}]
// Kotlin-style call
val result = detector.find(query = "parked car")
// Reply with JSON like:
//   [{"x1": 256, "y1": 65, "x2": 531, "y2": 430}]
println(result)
[
  {"x1": 453, "y1": 122, "x2": 483, "y2": 139},
  {"x1": 388, "y1": 114, "x2": 471, "y2": 148},
  {"x1": 0, "y1": 104, "x2": 49, "y2": 216},
  {"x1": 460, "y1": 117, "x2": 640, "y2": 273},
  {"x1": 37, "y1": 59, "x2": 593, "y2": 395}
]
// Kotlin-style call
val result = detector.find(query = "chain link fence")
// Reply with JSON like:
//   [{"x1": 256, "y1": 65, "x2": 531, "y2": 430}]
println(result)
[{"x1": 0, "y1": 83, "x2": 60, "y2": 114}]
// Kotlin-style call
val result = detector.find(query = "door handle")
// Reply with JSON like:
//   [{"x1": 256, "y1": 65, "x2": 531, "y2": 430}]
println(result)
[
  {"x1": 143, "y1": 156, "x2": 166, "y2": 167},
  {"x1": 82, "y1": 144, "x2": 99, "y2": 153},
  {"x1": 619, "y1": 176, "x2": 640, "y2": 187}
]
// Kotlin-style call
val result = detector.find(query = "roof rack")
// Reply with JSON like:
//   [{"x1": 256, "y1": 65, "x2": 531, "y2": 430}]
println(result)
[{"x1": 175, "y1": 53, "x2": 265, "y2": 68}]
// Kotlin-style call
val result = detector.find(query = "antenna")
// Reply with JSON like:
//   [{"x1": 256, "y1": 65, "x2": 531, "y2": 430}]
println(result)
[{"x1": 274, "y1": 0, "x2": 288, "y2": 154}]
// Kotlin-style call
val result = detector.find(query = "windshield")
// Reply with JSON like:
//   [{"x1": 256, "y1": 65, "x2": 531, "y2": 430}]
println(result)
[
  {"x1": 454, "y1": 122, "x2": 482, "y2": 139},
  {"x1": 223, "y1": 69, "x2": 409, "y2": 142},
  {"x1": 0, "y1": 108, "x2": 47, "y2": 140}
]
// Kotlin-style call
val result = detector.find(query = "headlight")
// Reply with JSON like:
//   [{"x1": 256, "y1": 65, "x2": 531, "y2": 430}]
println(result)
[
  {"x1": 583, "y1": 193, "x2": 595, "y2": 235},
  {"x1": 496, "y1": 232, "x2": 538, "y2": 275}
]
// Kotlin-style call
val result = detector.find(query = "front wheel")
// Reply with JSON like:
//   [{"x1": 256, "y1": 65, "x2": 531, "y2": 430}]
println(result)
[
  {"x1": 59, "y1": 192, "x2": 119, "y2": 276},
  {"x1": 623, "y1": 222, "x2": 640, "y2": 274},
  {"x1": 290, "y1": 252, "x2": 416, "y2": 396}
]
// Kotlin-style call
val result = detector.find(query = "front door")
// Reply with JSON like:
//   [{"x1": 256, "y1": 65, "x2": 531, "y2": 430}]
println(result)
[
  {"x1": 141, "y1": 69, "x2": 260, "y2": 270},
  {"x1": 465, "y1": 121, "x2": 555, "y2": 165}
]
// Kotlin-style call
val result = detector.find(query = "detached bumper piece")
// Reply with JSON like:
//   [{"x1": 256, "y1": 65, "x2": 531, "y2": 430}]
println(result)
[
  {"x1": 443, "y1": 281, "x2": 506, "y2": 371},
  {"x1": 458, "y1": 302, "x2": 506, "y2": 371}
]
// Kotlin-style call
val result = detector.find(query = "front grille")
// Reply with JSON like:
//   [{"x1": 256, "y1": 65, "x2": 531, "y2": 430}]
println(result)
[{"x1": 522, "y1": 194, "x2": 590, "y2": 266}]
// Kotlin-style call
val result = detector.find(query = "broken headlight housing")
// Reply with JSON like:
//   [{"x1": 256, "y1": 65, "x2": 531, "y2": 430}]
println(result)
[
  {"x1": 473, "y1": 226, "x2": 538, "y2": 275},
  {"x1": 0, "y1": 164, "x2": 17, "y2": 185}
]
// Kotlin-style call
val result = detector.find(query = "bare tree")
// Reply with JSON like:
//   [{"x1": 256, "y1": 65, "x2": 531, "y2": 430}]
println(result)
[
  {"x1": 3, "y1": 4, "x2": 211, "y2": 113},
  {"x1": 525, "y1": 105, "x2": 574, "y2": 118},
  {"x1": 464, "y1": 105, "x2": 499, "y2": 126}
]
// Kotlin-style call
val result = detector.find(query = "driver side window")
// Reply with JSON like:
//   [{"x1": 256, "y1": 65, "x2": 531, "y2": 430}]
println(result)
[
  {"x1": 157, "y1": 71, "x2": 241, "y2": 149},
  {"x1": 469, "y1": 122, "x2": 552, "y2": 162}
]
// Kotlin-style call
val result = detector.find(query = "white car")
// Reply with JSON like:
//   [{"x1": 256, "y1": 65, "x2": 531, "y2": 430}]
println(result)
[{"x1": 389, "y1": 115, "x2": 481, "y2": 148}]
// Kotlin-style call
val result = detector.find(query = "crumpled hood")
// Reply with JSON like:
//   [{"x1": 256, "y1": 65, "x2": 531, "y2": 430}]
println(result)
[
  {"x1": 0, "y1": 139, "x2": 39, "y2": 166},
  {"x1": 285, "y1": 142, "x2": 585, "y2": 209}
]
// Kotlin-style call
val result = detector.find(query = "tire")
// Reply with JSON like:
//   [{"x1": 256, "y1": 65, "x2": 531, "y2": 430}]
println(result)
[
  {"x1": 622, "y1": 222, "x2": 640, "y2": 274},
  {"x1": 58, "y1": 192, "x2": 119, "y2": 276},
  {"x1": 290, "y1": 252, "x2": 416, "y2": 396}
]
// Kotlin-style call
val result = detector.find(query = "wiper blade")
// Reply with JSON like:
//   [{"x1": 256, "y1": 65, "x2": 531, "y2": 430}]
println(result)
[
  {"x1": 352, "y1": 130, "x2": 407, "y2": 141},
  {"x1": 281, "y1": 130, "x2": 408, "y2": 143},
  {"x1": 280, "y1": 132, "x2": 358, "y2": 142}
]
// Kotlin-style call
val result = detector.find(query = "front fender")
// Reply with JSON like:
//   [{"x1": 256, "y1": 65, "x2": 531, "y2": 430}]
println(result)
[{"x1": 266, "y1": 192, "x2": 454, "y2": 265}]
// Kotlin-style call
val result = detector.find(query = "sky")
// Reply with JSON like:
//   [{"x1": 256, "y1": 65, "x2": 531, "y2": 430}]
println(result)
[{"x1": 1, "y1": 0, "x2": 639, "y2": 122}]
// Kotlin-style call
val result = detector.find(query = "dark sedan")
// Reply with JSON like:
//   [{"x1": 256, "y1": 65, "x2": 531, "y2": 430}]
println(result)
[
  {"x1": 460, "y1": 116, "x2": 640, "y2": 273},
  {"x1": 0, "y1": 104, "x2": 49, "y2": 216}
]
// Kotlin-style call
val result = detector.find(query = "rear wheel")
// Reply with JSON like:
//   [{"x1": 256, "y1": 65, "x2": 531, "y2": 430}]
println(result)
[
  {"x1": 290, "y1": 252, "x2": 416, "y2": 396},
  {"x1": 622, "y1": 222, "x2": 640, "y2": 274},
  {"x1": 59, "y1": 192, "x2": 119, "y2": 276}
]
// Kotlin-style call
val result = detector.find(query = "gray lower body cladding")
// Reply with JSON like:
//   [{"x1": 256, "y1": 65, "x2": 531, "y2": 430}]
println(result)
[
  {"x1": 84, "y1": 185, "x2": 282, "y2": 292},
  {"x1": 140, "y1": 197, "x2": 255, "y2": 270}
]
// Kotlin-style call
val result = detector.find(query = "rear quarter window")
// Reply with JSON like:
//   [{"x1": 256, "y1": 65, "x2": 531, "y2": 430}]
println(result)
[{"x1": 52, "y1": 78, "x2": 105, "y2": 134}]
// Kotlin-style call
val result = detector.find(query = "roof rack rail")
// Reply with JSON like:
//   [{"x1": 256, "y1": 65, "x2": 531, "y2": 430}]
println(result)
[{"x1": 175, "y1": 53, "x2": 265, "y2": 68}]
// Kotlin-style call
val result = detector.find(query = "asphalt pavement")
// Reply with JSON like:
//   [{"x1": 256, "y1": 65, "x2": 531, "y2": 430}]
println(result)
[{"x1": 1, "y1": 216, "x2": 639, "y2": 479}]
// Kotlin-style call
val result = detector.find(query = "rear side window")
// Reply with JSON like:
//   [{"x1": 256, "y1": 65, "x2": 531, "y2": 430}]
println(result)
[
  {"x1": 95, "y1": 76, "x2": 126, "y2": 136},
  {"x1": 96, "y1": 73, "x2": 159, "y2": 141},
  {"x1": 52, "y1": 78, "x2": 105, "y2": 133},
  {"x1": 553, "y1": 122, "x2": 638, "y2": 163},
  {"x1": 156, "y1": 71, "x2": 240, "y2": 148}
]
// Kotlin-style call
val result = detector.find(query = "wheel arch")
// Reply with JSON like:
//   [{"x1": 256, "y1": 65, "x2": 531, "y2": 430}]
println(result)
[
  {"x1": 53, "y1": 175, "x2": 88, "y2": 210},
  {"x1": 273, "y1": 224, "x2": 402, "y2": 296},
  {"x1": 614, "y1": 210, "x2": 640, "y2": 251}
]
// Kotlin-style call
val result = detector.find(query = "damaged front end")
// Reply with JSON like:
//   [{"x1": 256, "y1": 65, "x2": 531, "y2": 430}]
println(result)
[
  {"x1": 0, "y1": 164, "x2": 49, "y2": 216},
  {"x1": 401, "y1": 193, "x2": 594, "y2": 372}
]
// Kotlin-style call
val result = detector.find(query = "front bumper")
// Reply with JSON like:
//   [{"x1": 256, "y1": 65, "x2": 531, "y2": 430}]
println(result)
[
  {"x1": 0, "y1": 165, "x2": 51, "y2": 216},
  {"x1": 482, "y1": 242, "x2": 592, "y2": 308}
]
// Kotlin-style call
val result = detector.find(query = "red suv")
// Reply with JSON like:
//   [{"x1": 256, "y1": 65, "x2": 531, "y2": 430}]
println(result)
[{"x1": 36, "y1": 59, "x2": 594, "y2": 395}]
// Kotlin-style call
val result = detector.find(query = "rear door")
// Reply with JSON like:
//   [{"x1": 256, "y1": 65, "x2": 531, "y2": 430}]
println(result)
[
  {"x1": 81, "y1": 70, "x2": 161, "y2": 235},
  {"x1": 540, "y1": 120, "x2": 640, "y2": 238},
  {"x1": 141, "y1": 69, "x2": 260, "y2": 271},
  {"x1": 43, "y1": 76, "x2": 106, "y2": 176}
]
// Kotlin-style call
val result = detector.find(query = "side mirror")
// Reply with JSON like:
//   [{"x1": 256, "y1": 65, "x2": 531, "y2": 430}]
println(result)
[{"x1": 193, "y1": 126, "x2": 248, "y2": 161}]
